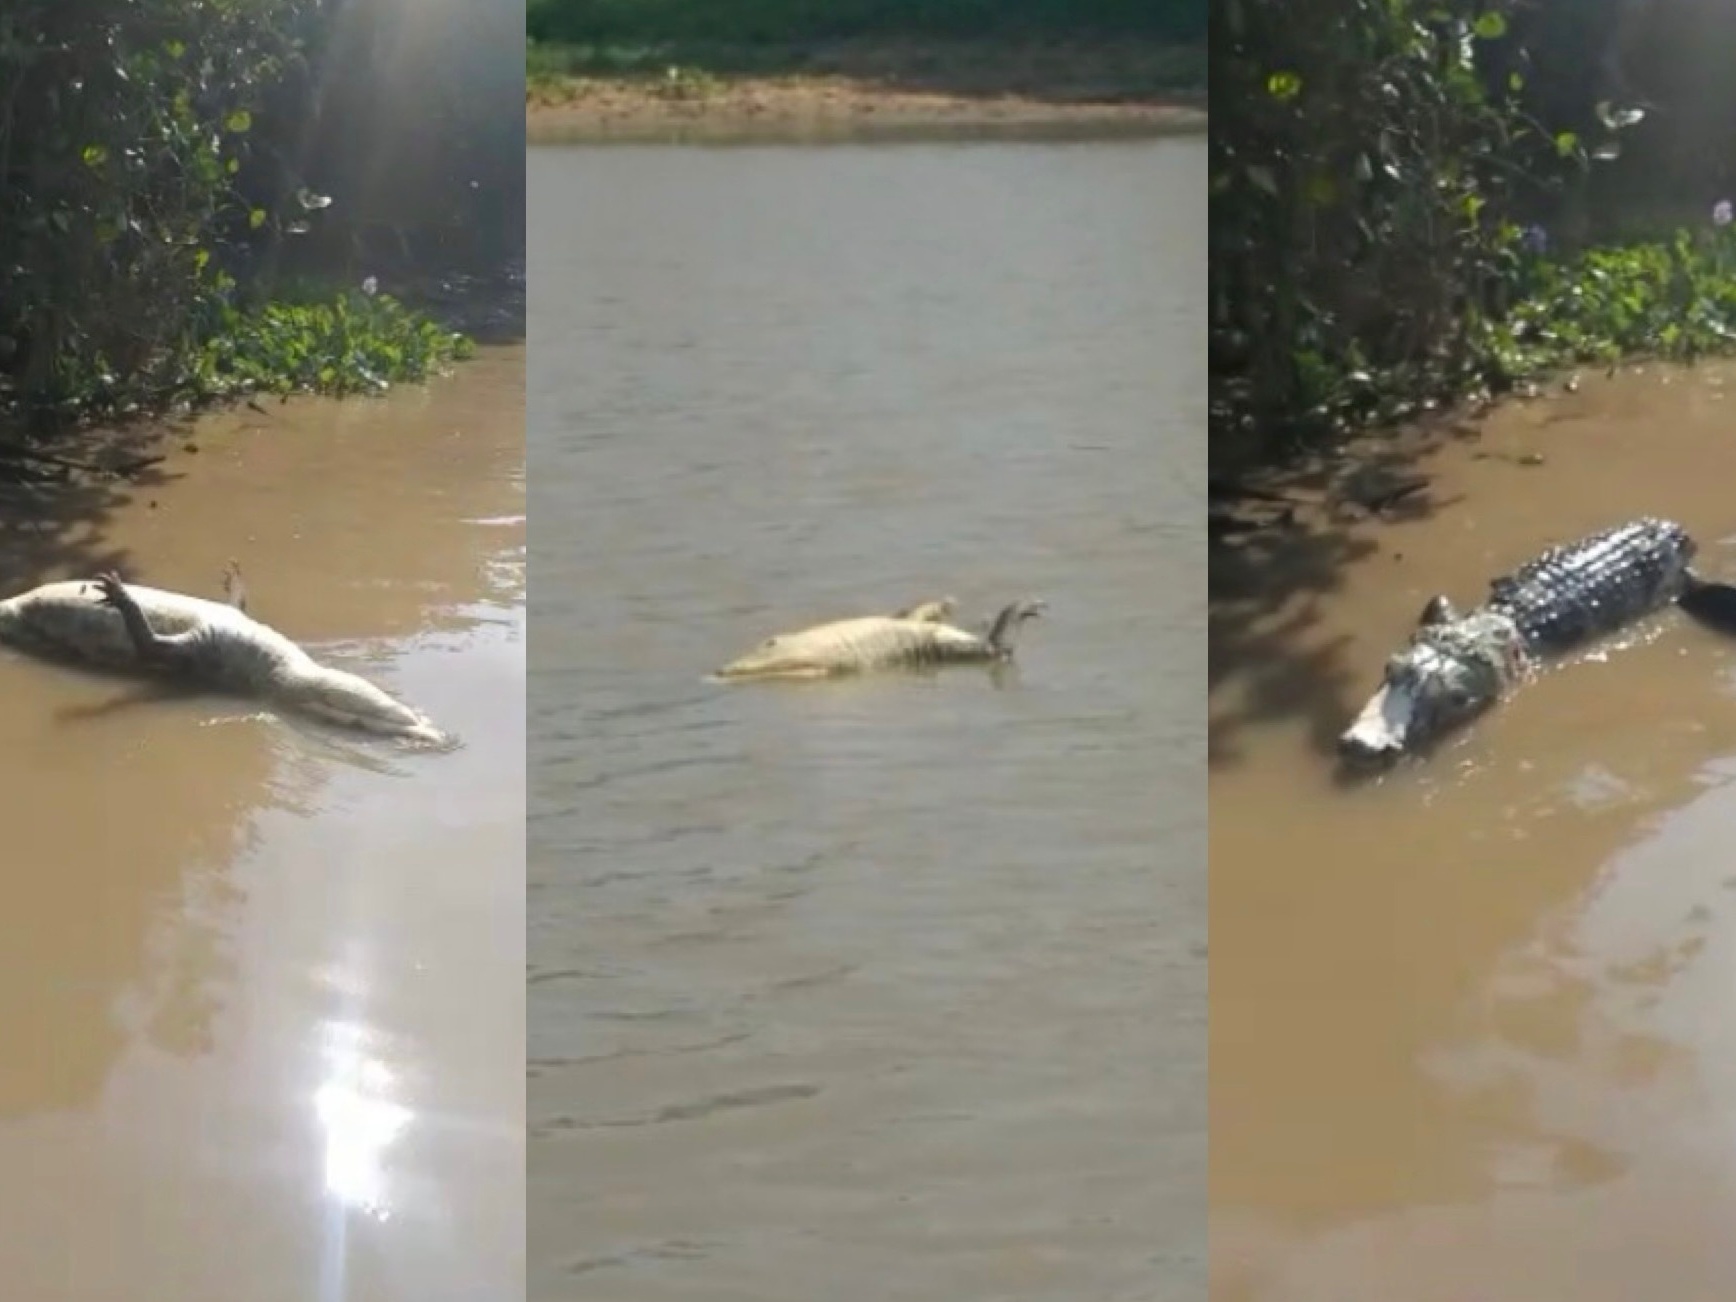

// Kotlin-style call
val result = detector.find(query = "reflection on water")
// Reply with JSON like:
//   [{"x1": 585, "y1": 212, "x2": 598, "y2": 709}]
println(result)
[
  {"x1": 1211, "y1": 363, "x2": 1736, "y2": 1301},
  {"x1": 529, "y1": 138, "x2": 1205, "y2": 1300},
  {"x1": 0, "y1": 347, "x2": 523, "y2": 1301},
  {"x1": 317, "y1": 1020, "x2": 414, "y2": 1220}
]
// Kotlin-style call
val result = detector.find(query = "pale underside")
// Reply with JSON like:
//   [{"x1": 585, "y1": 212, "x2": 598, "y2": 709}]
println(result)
[
  {"x1": 715, "y1": 613, "x2": 997, "y2": 681},
  {"x1": 0, "y1": 580, "x2": 453, "y2": 747}
]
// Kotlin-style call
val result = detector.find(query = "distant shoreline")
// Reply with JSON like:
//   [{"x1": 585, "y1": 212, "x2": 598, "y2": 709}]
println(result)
[{"x1": 526, "y1": 39, "x2": 1205, "y2": 143}]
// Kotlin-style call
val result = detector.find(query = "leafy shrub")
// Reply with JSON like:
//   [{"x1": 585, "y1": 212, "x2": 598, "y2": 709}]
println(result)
[
  {"x1": 1492, "y1": 209, "x2": 1736, "y2": 374},
  {"x1": 1210, "y1": 0, "x2": 1647, "y2": 468},
  {"x1": 0, "y1": 0, "x2": 474, "y2": 431}
]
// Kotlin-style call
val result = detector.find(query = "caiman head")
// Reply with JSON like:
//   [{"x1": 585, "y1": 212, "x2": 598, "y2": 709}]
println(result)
[
  {"x1": 1338, "y1": 597, "x2": 1529, "y2": 765},
  {"x1": 714, "y1": 632, "x2": 825, "y2": 681}
]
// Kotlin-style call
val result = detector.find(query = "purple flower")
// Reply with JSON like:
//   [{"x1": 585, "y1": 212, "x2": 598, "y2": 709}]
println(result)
[
  {"x1": 1715, "y1": 200, "x2": 1733, "y2": 227},
  {"x1": 1519, "y1": 224, "x2": 1548, "y2": 255}
]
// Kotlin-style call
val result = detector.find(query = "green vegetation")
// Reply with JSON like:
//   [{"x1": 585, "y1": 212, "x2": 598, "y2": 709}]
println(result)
[
  {"x1": 1492, "y1": 220, "x2": 1736, "y2": 375},
  {"x1": 1, "y1": 0, "x2": 473, "y2": 437},
  {"x1": 528, "y1": 0, "x2": 1202, "y2": 48},
  {"x1": 528, "y1": 42, "x2": 728, "y2": 99},
  {"x1": 527, "y1": 1, "x2": 1206, "y2": 124},
  {"x1": 528, "y1": 44, "x2": 1204, "y2": 117},
  {"x1": 188, "y1": 287, "x2": 474, "y2": 403},
  {"x1": 1212, "y1": 0, "x2": 1736, "y2": 472}
]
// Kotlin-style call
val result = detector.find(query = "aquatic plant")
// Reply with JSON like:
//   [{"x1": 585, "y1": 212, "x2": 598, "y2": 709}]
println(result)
[
  {"x1": 1483, "y1": 204, "x2": 1736, "y2": 374},
  {"x1": 193, "y1": 286, "x2": 475, "y2": 400}
]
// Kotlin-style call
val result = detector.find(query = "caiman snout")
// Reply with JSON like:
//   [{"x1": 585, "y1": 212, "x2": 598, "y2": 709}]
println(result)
[
  {"x1": 1338, "y1": 730, "x2": 1404, "y2": 765},
  {"x1": 1336, "y1": 681, "x2": 1415, "y2": 765}
]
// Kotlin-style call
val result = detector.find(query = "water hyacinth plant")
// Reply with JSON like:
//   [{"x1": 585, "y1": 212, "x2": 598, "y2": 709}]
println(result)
[
  {"x1": 194, "y1": 284, "x2": 475, "y2": 400},
  {"x1": 1481, "y1": 198, "x2": 1736, "y2": 379}
]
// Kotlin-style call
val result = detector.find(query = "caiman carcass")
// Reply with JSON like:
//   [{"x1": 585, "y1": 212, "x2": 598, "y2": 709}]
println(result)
[
  {"x1": 0, "y1": 566, "x2": 454, "y2": 748},
  {"x1": 714, "y1": 597, "x2": 1046, "y2": 681}
]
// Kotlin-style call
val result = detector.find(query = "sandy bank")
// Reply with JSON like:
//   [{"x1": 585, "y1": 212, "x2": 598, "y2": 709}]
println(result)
[{"x1": 527, "y1": 40, "x2": 1205, "y2": 142}]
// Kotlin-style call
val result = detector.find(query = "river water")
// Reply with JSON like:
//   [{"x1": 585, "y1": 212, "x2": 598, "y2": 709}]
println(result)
[
  {"x1": 1212, "y1": 364, "x2": 1736, "y2": 1300},
  {"x1": 0, "y1": 346, "x2": 525, "y2": 1301},
  {"x1": 528, "y1": 137, "x2": 1205, "y2": 1300}
]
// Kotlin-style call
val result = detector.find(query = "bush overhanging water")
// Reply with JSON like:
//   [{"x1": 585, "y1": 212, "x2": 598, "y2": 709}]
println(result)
[
  {"x1": 0, "y1": 0, "x2": 472, "y2": 434},
  {"x1": 1210, "y1": 0, "x2": 1736, "y2": 472}
]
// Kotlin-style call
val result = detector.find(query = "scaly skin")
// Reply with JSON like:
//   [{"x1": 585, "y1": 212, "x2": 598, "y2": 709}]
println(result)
[
  {"x1": 1340, "y1": 518, "x2": 1704, "y2": 764},
  {"x1": 1485, "y1": 517, "x2": 1695, "y2": 651}
]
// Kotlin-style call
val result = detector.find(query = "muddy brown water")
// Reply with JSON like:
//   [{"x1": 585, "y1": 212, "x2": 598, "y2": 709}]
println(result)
[
  {"x1": 1211, "y1": 363, "x2": 1736, "y2": 1301},
  {"x1": 528, "y1": 138, "x2": 1205, "y2": 1300},
  {"x1": 0, "y1": 347, "x2": 525, "y2": 1301}
]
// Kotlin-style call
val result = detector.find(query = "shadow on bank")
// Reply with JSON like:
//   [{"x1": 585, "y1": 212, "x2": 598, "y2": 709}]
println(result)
[{"x1": 1208, "y1": 432, "x2": 1469, "y2": 770}]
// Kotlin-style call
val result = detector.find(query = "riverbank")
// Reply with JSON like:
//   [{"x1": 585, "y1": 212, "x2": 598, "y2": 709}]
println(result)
[
  {"x1": 0, "y1": 259, "x2": 524, "y2": 494},
  {"x1": 526, "y1": 39, "x2": 1205, "y2": 141}
]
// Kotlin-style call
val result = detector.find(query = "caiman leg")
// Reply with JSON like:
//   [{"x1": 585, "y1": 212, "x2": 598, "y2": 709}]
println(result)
[
  {"x1": 221, "y1": 559, "x2": 248, "y2": 613},
  {"x1": 95, "y1": 572, "x2": 172, "y2": 663},
  {"x1": 892, "y1": 597, "x2": 956, "y2": 623}
]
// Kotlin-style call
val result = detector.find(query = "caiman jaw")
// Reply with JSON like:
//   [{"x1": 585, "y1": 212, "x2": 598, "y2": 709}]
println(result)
[
  {"x1": 1337, "y1": 610, "x2": 1520, "y2": 764},
  {"x1": 714, "y1": 649, "x2": 818, "y2": 680},
  {"x1": 1337, "y1": 680, "x2": 1417, "y2": 763}
]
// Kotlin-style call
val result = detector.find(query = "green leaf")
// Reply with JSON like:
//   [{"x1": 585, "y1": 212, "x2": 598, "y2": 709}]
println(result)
[
  {"x1": 1472, "y1": 12, "x2": 1507, "y2": 39},
  {"x1": 225, "y1": 109, "x2": 253, "y2": 134},
  {"x1": 81, "y1": 144, "x2": 108, "y2": 168},
  {"x1": 249, "y1": 208, "x2": 267, "y2": 230},
  {"x1": 1266, "y1": 70, "x2": 1302, "y2": 102},
  {"x1": 1554, "y1": 131, "x2": 1580, "y2": 158}
]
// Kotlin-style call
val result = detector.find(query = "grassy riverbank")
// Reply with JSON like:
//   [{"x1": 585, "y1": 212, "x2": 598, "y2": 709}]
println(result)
[{"x1": 527, "y1": 38, "x2": 1204, "y2": 139}]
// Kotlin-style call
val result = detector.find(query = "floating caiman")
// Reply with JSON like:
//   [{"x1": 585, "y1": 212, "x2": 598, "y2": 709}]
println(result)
[
  {"x1": 714, "y1": 597, "x2": 1046, "y2": 681},
  {"x1": 0, "y1": 566, "x2": 454, "y2": 748}
]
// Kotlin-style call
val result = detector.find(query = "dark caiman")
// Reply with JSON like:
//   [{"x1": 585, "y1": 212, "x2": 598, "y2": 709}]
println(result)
[{"x1": 1339, "y1": 517, "x2": 1736, "y2": 764}]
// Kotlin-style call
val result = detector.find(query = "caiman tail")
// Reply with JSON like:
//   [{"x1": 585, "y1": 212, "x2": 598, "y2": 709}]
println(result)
[
  {"x1": 1677, "y1": 575, "x2": 1736, "y2": 634},
  {"x1": 984, "y1": 599, "x2": 1047, "y2": 654}
]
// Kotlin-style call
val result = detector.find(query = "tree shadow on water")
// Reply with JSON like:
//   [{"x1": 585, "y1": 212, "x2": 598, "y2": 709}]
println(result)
[
  {"x1": 1209, "y1": 447, "x2": 1457, "y2": 770},
  {"x1": 0, "y1": 428, "x2": 186, "y2": 593}
]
